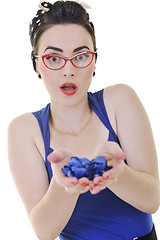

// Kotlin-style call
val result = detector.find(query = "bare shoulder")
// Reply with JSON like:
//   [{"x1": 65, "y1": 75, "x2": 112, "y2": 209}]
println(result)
[
  {"x1": 103, "y1": 84, "x2": 139, "y2": 105},
  {"x1": 103, "y1": 83, "x2": 147, "y2": 122},
  {"x1": 8, "y1": 113, "x2": 39, "y2": 137},
  {"x1": 8, "y1": 113, "x2": 45, "y2": 160},
  {"x1": 103, "y1": 83, "x2": 144, "y2": 123},
  {"x1": 102, "y1": 84, "x2": 138, "y2": 135}
]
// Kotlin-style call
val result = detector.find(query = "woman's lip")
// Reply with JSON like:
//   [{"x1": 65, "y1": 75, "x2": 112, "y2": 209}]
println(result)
[
  {"x1": 60, "y1": 82, "x2": 78, "y2": 88},
  {"x1": 60, "y1": 82, "x2": 78, "y2": 96}
]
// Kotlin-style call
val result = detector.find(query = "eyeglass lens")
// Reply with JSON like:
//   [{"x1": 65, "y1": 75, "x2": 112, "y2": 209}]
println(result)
[{"x1": 43, "y1": 52, "x2": 94, "y2": 70}]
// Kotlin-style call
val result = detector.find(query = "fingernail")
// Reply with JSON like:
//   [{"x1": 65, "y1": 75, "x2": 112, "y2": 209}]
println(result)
[
  {"x1": 70, "y1": 181, "x2": 77, "y2": 185},
  {"x1": 97, "y1": 179, "x2": 102, "y2": 185},
  {"x1": 80, "y1": 182, "x2": 88, "y2": 186},
  {"x1": 104, "y1": 175, "x2": 109, "y2": 180}
]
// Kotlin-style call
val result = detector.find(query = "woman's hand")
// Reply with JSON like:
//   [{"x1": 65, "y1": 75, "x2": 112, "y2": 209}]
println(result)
[
  {"x1": 90, "y1": 141, "x2": 126, "y2": 194},
  {"x1": 47, "y1": 149, "x2": 94, "y2": 194},
  {"x1": 47, "y1": 142, "x2": 126, "y2": 195}
]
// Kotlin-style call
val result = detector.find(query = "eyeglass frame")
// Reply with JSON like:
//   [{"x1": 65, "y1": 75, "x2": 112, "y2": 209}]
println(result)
[{"x1": 34, "y1": 51, "x2": 97, "y2": 70}]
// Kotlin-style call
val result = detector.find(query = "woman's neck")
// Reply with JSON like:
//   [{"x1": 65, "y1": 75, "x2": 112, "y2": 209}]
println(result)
[{"x1": 50, "y1": 95, "x2": 92, "y2": 135}]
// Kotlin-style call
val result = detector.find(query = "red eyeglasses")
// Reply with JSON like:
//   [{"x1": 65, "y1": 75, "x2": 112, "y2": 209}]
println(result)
[{"x1": 35, "y1": 51, "x2": 96, "y2": 70}]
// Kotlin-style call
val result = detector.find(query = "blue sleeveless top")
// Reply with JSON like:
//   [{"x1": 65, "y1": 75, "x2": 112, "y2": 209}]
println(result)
[{"x1": 32, "y1": 89, "x2": 153, "y2": 240}]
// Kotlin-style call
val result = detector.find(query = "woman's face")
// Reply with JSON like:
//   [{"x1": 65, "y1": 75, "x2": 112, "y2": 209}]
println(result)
[{"x1": 36, "y1": 24, "x2": 96, "y2": 106}]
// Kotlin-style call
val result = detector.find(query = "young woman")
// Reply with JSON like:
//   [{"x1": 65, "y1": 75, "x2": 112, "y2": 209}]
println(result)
[{"x1": 8, "y1": 1, "x2": 160, "y2": 239}]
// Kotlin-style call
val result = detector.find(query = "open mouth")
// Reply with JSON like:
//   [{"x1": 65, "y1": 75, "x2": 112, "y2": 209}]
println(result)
[
  {"x1": 61, "y1": 86, "x2": 76, "y2": 91},
  {"x1": 60, "y1": 82, "x2": 78, "y2": 95}
]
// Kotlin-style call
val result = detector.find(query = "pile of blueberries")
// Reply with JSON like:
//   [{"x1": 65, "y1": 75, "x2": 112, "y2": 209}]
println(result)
[{"x1": 62, "y1": 156, "x2": 112, "y2": 180}]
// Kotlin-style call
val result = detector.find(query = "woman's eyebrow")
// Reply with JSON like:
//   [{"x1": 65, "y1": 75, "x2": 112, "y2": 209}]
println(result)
[
  {"x1": 44, "y1": 46, "x2": 63, "y2": 53},
  {"x1": 73, "y1": 46, "x2": 90, "y2": 52}
]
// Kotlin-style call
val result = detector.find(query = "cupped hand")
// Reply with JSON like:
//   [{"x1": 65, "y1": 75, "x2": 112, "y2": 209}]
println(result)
[
  {"x1": 90, "y1": 141, "x2": 126, "y2": 194},
  {"x1": 47, "y1": 142, "x2": 126, "y2": 195}
]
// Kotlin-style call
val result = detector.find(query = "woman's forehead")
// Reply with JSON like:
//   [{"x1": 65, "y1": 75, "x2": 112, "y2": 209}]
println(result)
[{"x1": 38, "y1": 24, "x2": 94, "y2": 53}]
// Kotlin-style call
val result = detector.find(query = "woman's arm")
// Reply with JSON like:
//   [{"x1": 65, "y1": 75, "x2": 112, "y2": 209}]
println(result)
[
  {"x1": 46, "y1": 84, "x2": 160, "y2": 214},
  {"x1": 102, "y1": 84, "x2": 160, "y2": 213},
  {"x1": 8, "y1": 114, "x2": 80, "y2": 240}
]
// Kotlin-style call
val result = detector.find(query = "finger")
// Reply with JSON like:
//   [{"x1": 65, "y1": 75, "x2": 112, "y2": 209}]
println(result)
[
  {"x1": 109, "y1": 142, "x2": 126, "y2": 160},
  {"x1": 67, "y1": 177, "x2": 79, "y2": 187},
  {"x1": 101, "y1": 151, "x2": 126, "y2": 162},
  {"x1": 90, "y1": 185, "x2": 100, "y2": 195},
  {"x1": 47, "y1": 149, "x2": 72, "y2": 163},
  {"x1": 103, "y1": 143, "x2": 126, "y2": 160},
  {"x1": 47, "y1": 151, "x2": 64, "y2": 163},
  {"x1": 56, "y1": 175, "x2": 78, "y2": 188},
  {"x1": 103, "y1": 165, "x2": 121, "y2": 180},
  {"x1": 65, "y1": 178, "x2": 91, "y2": 194},
  {"x1": 113, "y1": 151, "x2": 126, "y2": 160},
  {"x1": 93, "y1": 176, "x2": 103, "y2": 185},
  {"x1": 102, "y1": 169, "x2": 113, "y2": 180},
  {"x1": 79, "y1": 177, "x2": 90, "y2": 187},
  {"x1": 88, "y1": 181, "x2": 95, "y2": 189},
  {"x1": 65, "y1": 183, "x2": 89, "y2": 194}
]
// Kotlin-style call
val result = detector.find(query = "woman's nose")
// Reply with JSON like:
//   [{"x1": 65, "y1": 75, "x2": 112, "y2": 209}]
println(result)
[{"x1": 63, "y1": 61, "x2": 76, "y2": 77}]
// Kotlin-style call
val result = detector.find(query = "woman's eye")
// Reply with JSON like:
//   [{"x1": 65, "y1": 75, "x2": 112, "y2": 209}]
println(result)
[
  {"x1": 46, "y1": 56, "x2": 60, "y2": 62},
  {"x1": 76, "y1": 54, "x2": 89, "y2": 61}
]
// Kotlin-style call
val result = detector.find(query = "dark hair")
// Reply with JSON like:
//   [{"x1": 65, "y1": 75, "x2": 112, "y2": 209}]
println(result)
[{"x1": 29, "y1": 1, "x2": 97, "y2": 72}]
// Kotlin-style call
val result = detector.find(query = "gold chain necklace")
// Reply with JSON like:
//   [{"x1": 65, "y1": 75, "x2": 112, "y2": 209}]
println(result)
[{"x1": 53, "y1": 111, "x2": 93, "y2": 136}]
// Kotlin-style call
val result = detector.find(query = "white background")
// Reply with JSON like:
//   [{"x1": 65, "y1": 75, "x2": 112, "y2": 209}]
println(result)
[{"x1": 0, "y1": 0, "x2": 160, "y2": 239}]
